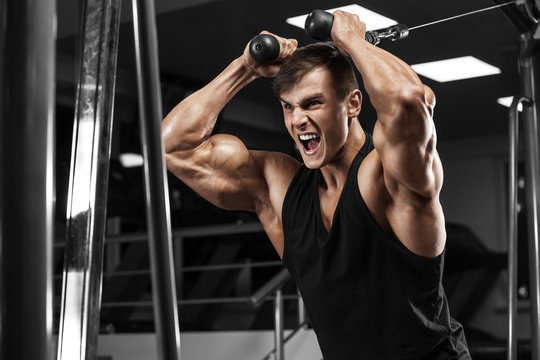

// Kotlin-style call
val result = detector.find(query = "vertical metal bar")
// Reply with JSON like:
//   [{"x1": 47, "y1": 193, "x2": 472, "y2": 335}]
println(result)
[
  {"x1": 173, "y1": 236, "x2": 184, "y2": 299},
  {"x1": 518, "y1": 31, "x2": 540, "y2": 360},
  {"x1": 297, "y1": 290, "x2": 306, "y2": 329},
  {"x1": 508, "y1": 97, "x2": 519, "y2": 360},
  {"x1": 131, "y1": 0, "x2": 182, "y2": 359},
  {"x1": 0, "y1": 0, "x2": 55, "y2": 359},
  {"x1": 105, "y1": 217, "x2": 122, "y2": 271},
  {"x1": 274, "y1": 289, "x2": 284, "y2": 360},
  {"x1": 508, "y1": 96, "x2": 532, "y2": 360},
  {"x1": 0, "y1": 0, "x2": 4, "y2": 350},
  {"x1": 56, "y1": 0, "x2": 121, "y2": 359}
]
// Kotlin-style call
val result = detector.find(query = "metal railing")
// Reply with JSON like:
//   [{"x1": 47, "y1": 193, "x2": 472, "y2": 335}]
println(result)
[
  {"x1": 54, "y1": 221, "x2": 300, "y2": 325},
  {"x1": 56, "y1": 223, "x2": 307, "y2": 359},
  {"x1": 249, "y1": 268, "x2": 309, "y2": 360}
]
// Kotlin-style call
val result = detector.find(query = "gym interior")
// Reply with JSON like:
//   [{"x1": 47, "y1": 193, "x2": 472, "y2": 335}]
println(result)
[{"x1": 1, "y1": 0, "x2": 540, "y2": 359}]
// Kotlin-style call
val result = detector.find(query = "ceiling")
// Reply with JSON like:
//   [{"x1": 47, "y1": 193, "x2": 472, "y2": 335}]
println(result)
[
  {"x1": 56, "y1": 0, "x2": 536, "y2": 140},
  {"x1": 53, "y1": 0, "x2": 538, "y2": 226}
]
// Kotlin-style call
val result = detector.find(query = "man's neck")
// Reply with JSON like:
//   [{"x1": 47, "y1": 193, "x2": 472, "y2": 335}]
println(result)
[{"x1": 319, "y1": 121, "x2": 365, "y2": 191}]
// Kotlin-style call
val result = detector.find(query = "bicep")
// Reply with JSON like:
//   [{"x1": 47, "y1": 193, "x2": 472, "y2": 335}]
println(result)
[{"x1": 165, "y1": 134, "x2": 266, "y2": 212}]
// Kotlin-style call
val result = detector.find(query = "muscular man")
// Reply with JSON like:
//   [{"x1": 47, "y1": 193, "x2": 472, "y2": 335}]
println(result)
[{"x1": 162, "y1": 10, "x2": 470, "y2": 360}]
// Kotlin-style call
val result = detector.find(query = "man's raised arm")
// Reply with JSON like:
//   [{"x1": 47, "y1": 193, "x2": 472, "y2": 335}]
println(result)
[
  {"x1": 330, "y1": 11, "x2": 441, "y2": 203},
  {"x1": 161, "y1": 33, "x2": 297, "y2": 212}
]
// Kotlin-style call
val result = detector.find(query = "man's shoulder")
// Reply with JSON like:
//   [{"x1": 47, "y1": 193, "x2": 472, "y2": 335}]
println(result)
[
  {"x1": 249, "y1": 149, "x2": 301, "y2": 210},
  {"x1": 250, "y1": 150, "x2": 302, "y2": 183},
  {"x1": 249, "y1": 151, "x2": 302, "y2": 258}
]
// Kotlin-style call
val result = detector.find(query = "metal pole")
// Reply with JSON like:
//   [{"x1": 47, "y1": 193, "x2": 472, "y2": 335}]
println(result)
[
  {"x1": 518, "y1": 28, "x2": 540, "y2": 360},
  {"x1": 297, "y1": 290, "x2": 306, "y2": 329},
  {"x1": 0, "y1": 0, "x2": 55, "y2": 359},
  {"x1": 56, "y1": 0, "x2": 121, "y2": 359},
  {"x1": 508, "y1": 96, "x2": 532, "y2": 360},
  {"x1": 508, "y1": 97, "x2": 519, "y2": 360},
  {"x1": 173, "y1": 236, "x2": 184, "y2": 299},
  {"x1": 274, "y1": 289, "x2": 284, "y2": 360},
  {"x1": 131, "y1": 0, "x2": 182, "y2": 359}
]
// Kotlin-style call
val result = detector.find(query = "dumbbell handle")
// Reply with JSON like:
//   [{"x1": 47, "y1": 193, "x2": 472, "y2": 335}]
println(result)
[
  {"x1": 305, "y1": 9, "x2": 409, "y2": 46},
  {"x1": 249, "y1": 34, "x2": 280, "y2": 63}
]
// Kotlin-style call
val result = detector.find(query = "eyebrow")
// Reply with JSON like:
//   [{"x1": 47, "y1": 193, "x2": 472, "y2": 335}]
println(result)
[{"x1": 279, "y1": 93, "x2": 325, "y2": 107}]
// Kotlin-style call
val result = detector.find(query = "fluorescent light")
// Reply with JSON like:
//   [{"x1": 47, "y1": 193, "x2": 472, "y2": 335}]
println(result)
[
  {"x1": 411, "y1": 56, "x2": 501, "y2": 82},
  {"x1": 498, "y1": 96, "x2": 523, "y2": 112},
  {"x1": 286, "y1": 4, "x2": 397, "y2": 31},
  {"x1": 119, "y1": 153, "x2": 144, "y2": 168}
]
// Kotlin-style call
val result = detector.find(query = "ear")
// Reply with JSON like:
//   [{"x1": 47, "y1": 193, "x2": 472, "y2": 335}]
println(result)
[{"x1": 346, "y1": 89, "x2": 362, "y2": 118}]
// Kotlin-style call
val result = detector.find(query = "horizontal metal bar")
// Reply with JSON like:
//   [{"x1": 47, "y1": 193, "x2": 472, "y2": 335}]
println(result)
[
  {"x1": 181, "y1": 261, "x2": 282, "y2": 272},
  {"x1": 53, "y1": 261, "x2": 284, "y2": 279},
  {"x1": 93, "y1": 294, "x2": 300, "y2": 307},
  {"x1": 250, "y1": 268, "x2": 291, "y2": 308},
  {"x1": 54, "y1": 221, "x2": 264, "y2": 247}
]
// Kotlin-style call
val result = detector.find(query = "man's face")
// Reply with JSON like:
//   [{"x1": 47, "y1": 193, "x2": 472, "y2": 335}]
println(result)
[{"x1": 280, "y1": 67, "x2": 355, "y2": 169}]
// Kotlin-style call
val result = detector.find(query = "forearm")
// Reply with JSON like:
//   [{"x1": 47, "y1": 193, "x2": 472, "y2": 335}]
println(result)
[
  {"x1": 353, "y1": 39, "x2": 440, "y2": 195},
  {"x1": 162, "y1": 57, "x2": 257, "y2": 154},
  {"x1": 349, "y1": 39, "x2": 424, "y2": 108},
  {"x1": 345, "y1": 38, "x2": 434, "y2": 148}
]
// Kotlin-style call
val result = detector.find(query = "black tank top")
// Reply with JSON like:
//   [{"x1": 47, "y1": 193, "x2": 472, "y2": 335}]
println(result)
[{"x1": 281, "y1": 134, "x2": 470, "y2": 360}]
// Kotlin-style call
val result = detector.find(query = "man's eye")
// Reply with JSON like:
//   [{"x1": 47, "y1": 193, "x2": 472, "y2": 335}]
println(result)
[
  {"x1": 304, "y1": 99, "x2": 321, "y2": 107},
  {"x1": 283, "y1": 103, "x2": 294, "y2": 110}
]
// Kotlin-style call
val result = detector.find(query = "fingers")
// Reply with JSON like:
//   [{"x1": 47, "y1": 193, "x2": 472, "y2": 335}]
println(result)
[
  {"x1": 242, "y1": 31, "x2": 297, "y2": 78},
  {"x1": 330, "y1": 10, "x2": 367, "y2": 53},
  {"x1": 279, "y1": 36, "x2": 298, "y2": 60},
  {"x1": 259, "y1": 30, "x2": 297, "y2": 61}
]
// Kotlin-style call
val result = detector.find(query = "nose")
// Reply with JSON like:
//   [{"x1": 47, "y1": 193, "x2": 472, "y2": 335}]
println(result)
[{"x1": 290, "y1": 108, "x2": 309, "y2": 129}]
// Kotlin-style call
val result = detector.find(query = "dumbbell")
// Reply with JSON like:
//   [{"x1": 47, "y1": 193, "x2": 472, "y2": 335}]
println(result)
[
  {"x1": 306, "y1": 10, "x2": 409, "y2": 45},
  {"x1": 249, "y1": 9, "x2": 409, "y2": 62},
  {"x1": 249, "y1": 34, "x2": 280, "y2": 63}
]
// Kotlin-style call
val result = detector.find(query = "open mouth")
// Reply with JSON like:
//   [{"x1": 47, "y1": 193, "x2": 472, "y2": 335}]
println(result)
[{"x1": 299, "y1": 133, "x2": 321, "y2": 153}]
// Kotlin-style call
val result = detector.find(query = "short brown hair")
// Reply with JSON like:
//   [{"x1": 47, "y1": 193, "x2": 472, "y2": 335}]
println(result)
[{"x1": 272, "y1": 43, "x2": 359, "y2": 100}]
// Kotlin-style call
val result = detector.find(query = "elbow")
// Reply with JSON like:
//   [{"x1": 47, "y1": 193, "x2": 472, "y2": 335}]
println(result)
[
  {"x1": 387, "y1": 85, "x2": 435, "y2": 143},
  {"x1": 162, "y1": 120, "x2": 189, "y2": 155},
  {"x1": 395, "y1": 84, "x2": 435, "y2": 116},
  {"x1": 163, "y1": 151, "x2": 176, "y2": 172},
  {"x1": 161, "y1": 120, "x2": 176, "y2": 155}
]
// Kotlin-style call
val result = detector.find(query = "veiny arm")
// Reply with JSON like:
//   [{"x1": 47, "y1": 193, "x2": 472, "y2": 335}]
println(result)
[
  {"x1": 330, "y1": 11, "x2": 445, "y2": 258},
  {"x1": 162, "y1": 33, "x2": 298, "y2": 213},
  {"x1": 331, "y1": 11, "x2": 442, "y2": 204}
]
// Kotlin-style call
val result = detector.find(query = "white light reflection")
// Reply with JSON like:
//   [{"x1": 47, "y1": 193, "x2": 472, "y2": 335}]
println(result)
[
  {"x1": 119, "y1": 153, "x2": 144, "y2": 168},
  {"x1": 59, "y1": 271, "x2": 87, "y2": 360},
  {"x1": 68, "y1": 118, "x2": 95, "y2": 217},
  {"x1": 497, "y1": 96, "x2": 524, "y2": 112},
  {"x1": 411, "y1": 56, "x2": 501, "y2": 82},
  {"x1": 286, "y1": 4, "x2": 398, "y2": 31}
]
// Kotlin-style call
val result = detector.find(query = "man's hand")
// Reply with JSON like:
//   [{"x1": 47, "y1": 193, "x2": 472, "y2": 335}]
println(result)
[
  {"x1": 329, "y1": 10, "x2": 368, "y2": 57},
  {"x1": 242, "y1": 31, "x2": 298, "y2": 78}
]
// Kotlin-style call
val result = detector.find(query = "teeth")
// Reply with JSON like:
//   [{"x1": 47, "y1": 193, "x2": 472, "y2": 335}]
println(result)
[{"x1": 299, "y1": 134, "x2": 319, "y2": 141}]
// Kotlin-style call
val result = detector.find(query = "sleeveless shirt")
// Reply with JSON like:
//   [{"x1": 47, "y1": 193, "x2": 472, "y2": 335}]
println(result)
[{"x1": 281, "y1": 134, "x2": 470, "y2": 360}]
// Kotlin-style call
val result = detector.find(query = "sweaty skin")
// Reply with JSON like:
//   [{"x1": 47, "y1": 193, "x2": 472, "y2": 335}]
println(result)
[{"x1": 162, "y1": 11, "x2": 445, "y2": 259}]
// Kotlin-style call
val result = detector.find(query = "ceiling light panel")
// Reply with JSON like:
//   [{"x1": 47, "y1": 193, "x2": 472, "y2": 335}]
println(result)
[
  {"x1": 286, "y1": 4, "x2": 398, "y2": 31},
  {"x1": 411, "y1": 56, "x2": 501, "y2": 82}
]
